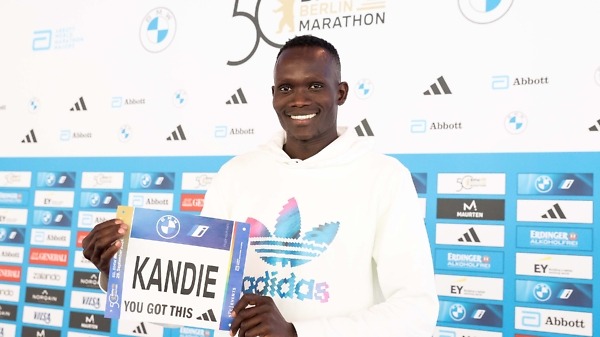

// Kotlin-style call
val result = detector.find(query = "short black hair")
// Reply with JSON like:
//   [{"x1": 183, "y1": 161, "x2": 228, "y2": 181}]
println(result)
[{"x1": 276, "y1": 35, "x2": 341, "y2": 77}]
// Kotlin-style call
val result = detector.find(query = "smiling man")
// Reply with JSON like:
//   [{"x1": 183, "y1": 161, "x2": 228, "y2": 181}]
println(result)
[{"x1": 201, "y1": 35, "x2": 439, "y2": 337}]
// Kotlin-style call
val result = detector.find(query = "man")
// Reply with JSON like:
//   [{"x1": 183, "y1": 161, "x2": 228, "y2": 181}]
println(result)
[{"x1": 83, "y1": 34, "x2": 438, "y2": 337}]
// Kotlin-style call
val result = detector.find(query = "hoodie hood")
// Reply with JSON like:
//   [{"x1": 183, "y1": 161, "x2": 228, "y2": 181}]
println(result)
[{"x1": 258, "y1": 127, "x2": 375, "y2": 168}]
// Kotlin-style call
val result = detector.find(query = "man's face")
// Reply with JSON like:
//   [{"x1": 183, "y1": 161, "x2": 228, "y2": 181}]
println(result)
[{"x1": 272, "y1": 46, "x2": 348, "y2": 147}]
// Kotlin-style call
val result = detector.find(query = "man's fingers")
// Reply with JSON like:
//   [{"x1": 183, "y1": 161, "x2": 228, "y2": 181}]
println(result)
[{"x1": 98, "y1": 240, "x2": 122, "y2": 274}]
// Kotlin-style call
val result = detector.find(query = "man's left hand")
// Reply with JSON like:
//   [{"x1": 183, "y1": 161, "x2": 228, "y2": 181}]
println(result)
[{"x1": 229, "y1": 293, "x2": 297, "y2": 337}]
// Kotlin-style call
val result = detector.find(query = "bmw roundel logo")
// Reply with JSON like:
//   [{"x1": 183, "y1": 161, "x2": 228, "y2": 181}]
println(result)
[
  {"x1": 533, "y1": 283, "x2": 552, "y2": 302},
  {"x1": 535, "y1": 175, "x2": 553, "y2": 193},
  {"x1": 449, "y1": 303, "x2": 467, "y2": 321},
  {"x1": 459, "y1": 0, "x2": 513, "y2": 24},
  {"x1": 156, "y1": 215, "x2": 180, "y2": 239},
  {"x1": 504, "y1": 111, "x2": 527, "y2": 134},
  {"x1": 88, "y1": 193, "x2": 101, "y2": 207},
  {"x1": 355, "y1": 79, "x2": 374, "y2": 99},
  {"x1": 140, "y1": 7, "x2": 176, "y2": 53},
  {"x1": 140, "y1": 174, "x2": 152, "y2": 188},
  {"x1": 45, "y1": 173, "x2": 56, "y2": 186},
  {"x1": 42, "y1": 211, "x2": 52, "y2": 225}
]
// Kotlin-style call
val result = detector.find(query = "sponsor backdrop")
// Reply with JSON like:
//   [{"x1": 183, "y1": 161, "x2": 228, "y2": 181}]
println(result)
[{"x1": 0, "y1": 1, "x2": 598, "y2": 336}]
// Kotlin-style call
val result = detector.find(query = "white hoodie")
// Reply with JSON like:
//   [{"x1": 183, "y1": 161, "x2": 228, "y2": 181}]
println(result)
[{"x1": 201, "y1": 127, "x2": 439, "y2": 337}]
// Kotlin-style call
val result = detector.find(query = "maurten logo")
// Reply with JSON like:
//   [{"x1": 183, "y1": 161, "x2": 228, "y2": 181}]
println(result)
[
  {"x1": 226, "y1": 88, "x2": 248, "y2": 104},
  {"x1": 355, "y1": 119, "x2": 374, "y2": 137},
  {"x1": 246, "y1": 197, "x2": 339, "y2": 267},
  {"x1": 196, "y1": 308, "x2": 217, "y2": 322},
  {"x1": 70, "y1": 97, "x2": 87, "y2": 111},
  {"x1": 542, "y1": 203, "x2": 566, "y2": 219},
  {"x1": 423, "y1": 76, "x2": 452, "y2": 95},
  {"x1": 458, "y1": 227, "x2": 480, "y2": 243},
  {"x1": 21, "y1": 129, "x2": 38, "y2": 143},
  {"x1": 167, "y1": 125, "x2": 187, "y2": 141}
]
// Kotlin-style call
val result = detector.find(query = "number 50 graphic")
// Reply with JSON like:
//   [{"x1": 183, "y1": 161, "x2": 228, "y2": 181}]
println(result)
[{"x1": 227, "y1": 0, "x2": 285, "y2": 66}]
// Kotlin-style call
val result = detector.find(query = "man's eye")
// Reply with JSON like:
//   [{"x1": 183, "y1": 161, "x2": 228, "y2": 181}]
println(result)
[
  {"x1": 279, "y1": 86, "x2": 291, "y2": 92},
  {"x1": 310, "y1": 83, "x2": 323, "y2": 90}
]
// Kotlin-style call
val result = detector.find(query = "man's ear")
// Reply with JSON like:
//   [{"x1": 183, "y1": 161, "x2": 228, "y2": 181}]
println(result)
[
  {"x1": 337, "y1": 81, "x2": 349, "y2": 105},
  {"x1": 271, "y1": 86, "x2": 275, "y2": 96}
]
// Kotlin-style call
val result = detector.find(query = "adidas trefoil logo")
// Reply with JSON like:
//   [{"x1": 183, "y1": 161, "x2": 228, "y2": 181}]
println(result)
[
  {"x1": 423, "y1": 76, "x2": 452, "y2": 95},
  {"x1": 167, "y1": 125, "x2": 187, "y2": 141},
  {"x1": 226, "y1": 88, "x2": 247, "y2": 104},
  {"x1": 246, "y1": 198, "x2": 339, "y2": 267}
]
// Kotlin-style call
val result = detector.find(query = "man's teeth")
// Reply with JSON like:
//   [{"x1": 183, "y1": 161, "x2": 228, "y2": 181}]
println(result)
[{"x1": 290, "y1": 114, "x2": 316, "y2": 120}]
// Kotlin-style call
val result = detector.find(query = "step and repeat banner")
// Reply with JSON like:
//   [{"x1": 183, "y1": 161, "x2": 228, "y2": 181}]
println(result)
[{"x1": 1, "y1": 1, "x2": 599, "y2": 336}]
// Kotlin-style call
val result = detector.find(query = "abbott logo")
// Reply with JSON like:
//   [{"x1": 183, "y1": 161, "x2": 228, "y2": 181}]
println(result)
[
  {"x1": 491, "y1": 75, "x2": 509, "y2": 89},
  {"x1": 516, "y1": 307, "x2": 592, "y2": 335},
  {"x1": 521, "y1": 310, "x2": 541, "y2": 327},
  {"x1": 32, "y1": 30, "x2": 52, "y2": 50}
]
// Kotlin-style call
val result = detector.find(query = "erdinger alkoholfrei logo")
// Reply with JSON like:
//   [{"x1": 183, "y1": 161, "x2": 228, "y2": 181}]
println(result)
[
  {"x1": 228, "y1": 0, "x2": 387, "y2": 66},
  {"x1": 459, "y1": 0, "x2": 513, "y2": 24},
  {"x1": 246, "y1": 197, "x2": 339, "y2": 267},
  {"x1": 156, "y1": 214, "x2": 180, "y2": 239},
  {"x1": 140, "y1": 7, "x2": 176, "y2": 53}
]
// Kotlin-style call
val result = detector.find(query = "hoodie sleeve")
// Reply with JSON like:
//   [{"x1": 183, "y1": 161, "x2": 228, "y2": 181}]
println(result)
[{"x1": 292, "y1": 163, "x2": 439, "y2": 337}]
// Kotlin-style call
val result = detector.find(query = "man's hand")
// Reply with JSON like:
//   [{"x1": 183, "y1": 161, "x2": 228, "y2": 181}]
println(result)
[
  {"x1": 81, "y1": 219, "x2": 128, "y2": 274},
  {"x1": 230, "y1": 293, "x2": 297, "y2": 337}
]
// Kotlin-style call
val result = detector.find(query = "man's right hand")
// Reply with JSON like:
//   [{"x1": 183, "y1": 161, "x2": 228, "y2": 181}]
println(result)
[{"x1": 81, "y1": 219, "x2": 128, "y2": 275}]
